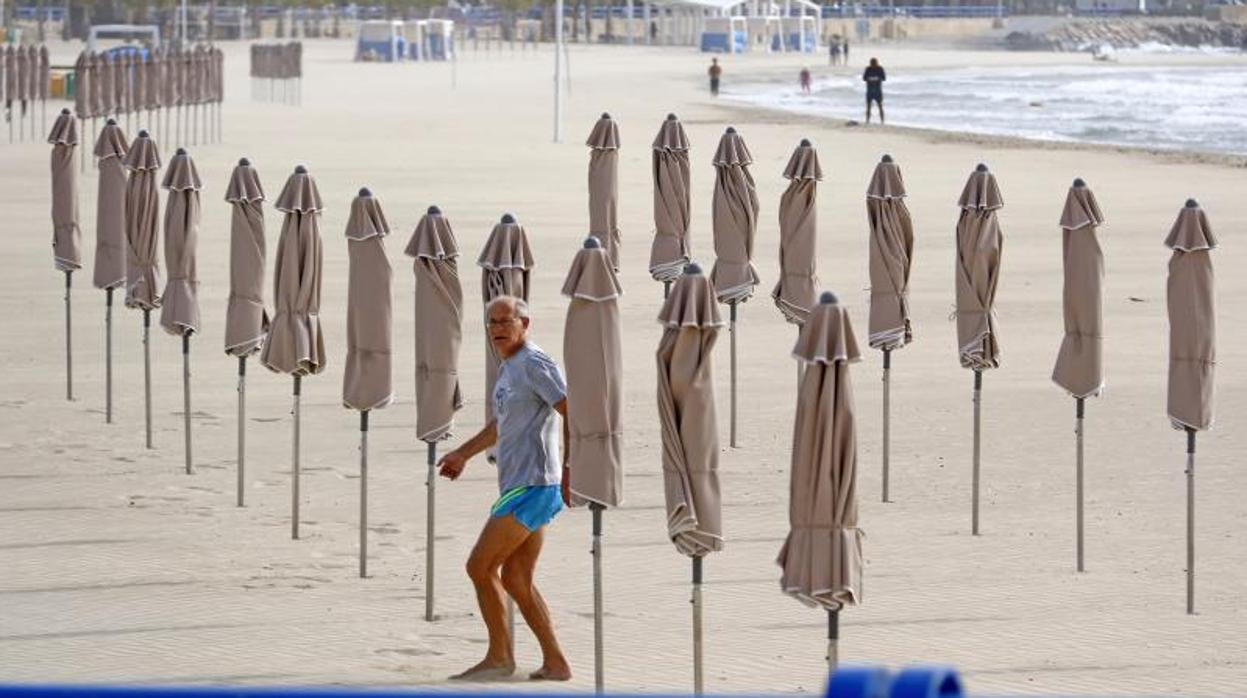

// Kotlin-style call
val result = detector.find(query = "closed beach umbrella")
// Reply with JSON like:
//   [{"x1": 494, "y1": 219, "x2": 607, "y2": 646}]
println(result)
[
  {"x1": 114, "y1": 51, "x2": 129, "y2": 125},
  {"x1": 16, "y1": 45, "x2": 29, "y2": 139},
  {"x1": 3, "y1": 46, "x2": 10, "y2": 142},
  {"x1": 478, "y1": 213, "x2": 533, "y2": 426},
  {"x1": 49, "y1": 110, "x2": 81, "y2": 402},
  {"x1": 123, "y1": 130, "x2": 163, "y2": 450},
  {"x1": 955, "y1": 163, "x2": 1003, "y2": 536},
  {"x1": 343, "y1": 189, "x2": 394, "y2": 579},
  {"x1": 94, "y1": 119, "x2": 129, "y2": 423},
  {"x1": 649, "y1": 114, "x2": 691, "y2": 292},
  {"x1": 779, "y1": 290, "x2": 863, "y2": 668},
  {"x1": 261, "y1": 165, "x2": 326, "y2": 540},
  {"x1": 709, "y1": 126, "x2": 759, "y2": 449},
  {"x1": 656, "y1": 263, "x2": 723, "y2": 695},
  {"x1": 773, "y1": 139, "x2": 822, "y2": 326},
  {"x1": 132, "y1": 53, "x2": 146, "y2": 129},
  {"x1": 224, "y1": 157, "x2": 268, "y2": 507},
  {"x1": 39, "y1": 45, "x2": 49, "y2": 131},
  {"x1": 98, "y1": 52, "x2": 114, "y2": 123},
  {"x1": 74, "y1": 53, "x2": 93, "y2": 174},
  {"x1": 1052, "y1": 178, "x2": 1105, "y2": 572},
  {"x1": 404, "y1": 205, "x2": 464, "y2": 622},
  {"x1": 1165, "y1": 199, "x2": 1216, "y2": 615},
  {"x1": 587, "y1": 113, "x2": 621, "y2": 270},
  {"x1": 4, "y1": 47, "x2": 15, "y2": 141},
  {"x1": 866, "y1": 154, "x2": 914, "y2": 503},
  {"x1": 563, "y1": 237, "x2": 624, "y2": 691},
  {"x1": 160, "y1": 148, "x2": 203, "y2": 476}
]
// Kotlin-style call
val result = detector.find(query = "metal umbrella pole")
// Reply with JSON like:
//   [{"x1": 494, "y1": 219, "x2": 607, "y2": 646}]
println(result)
[
  {"x1": 182, "y1": 331, "x2": 193, "y2": 474},
  {"x1": 64, "y1": 271, "x2": 73, "y2": 401},
  {"x1": 292, "y1": 375, "x2": 302, "y2": 540},
  {"x1": 143, "y1": 309, "x2": 153, "y2": 449},
  {"x1": 1075, "y1": 397, "x2": 1085, "y2": 571},
  {"x1": 972, "y1": 369, "x2": 982, "y2": 536},
  {"x1": 105, "y1": 288, "x2": 114, "y2": 422},
  {"x1": 359, "y1": 410, "x2": 369, "y2": 578},
  {"x1": 1186, "y1": 427, "x2": 1196, "y2": 615},
  {"x1": 827, "y1": 609, "x2": 839, "y2": 670},
  {"x1": 882, "y1": 348, "x2": 891, "y2": 502},
  {"x1": 237, "y1": 357, "x2": 246, "y2": 506},
  {"x1": 425, "y1": 441, "x2": 437, "y2": 621},
  {"x1": 591, "y1": 503, "x2": 605, "y2": 693},
  {"x1": 692, "y1": 555, "x2": 704, "y2": 696},
  {"x1": 729, "y1": 302, "x2": 737, "y2": 448}
]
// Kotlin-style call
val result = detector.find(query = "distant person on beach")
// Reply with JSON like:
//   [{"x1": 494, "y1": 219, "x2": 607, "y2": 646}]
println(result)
[
  {"x1": 863, "y1": 57, "x2": 886, "y2": 124},
  {"x1": 829, "y1": 40, "x2": 842, "y2": 66},
  {"x1": 438, "y1": 296, "x2": 572, "y2": 682},
  {"x1": 800, "y1": 67, "x2": 812, "y2": 94},
  {"x1": 709, "y1": 58, "x2": 722, "y2": 96},
  {"x1": 843, "y1": 38, "x2": 851, "y2": 63}
]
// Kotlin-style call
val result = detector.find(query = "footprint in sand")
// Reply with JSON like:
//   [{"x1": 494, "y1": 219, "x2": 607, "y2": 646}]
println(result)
[{"x1": 375, "y1": 648, "x2": 443, "y2": 658}]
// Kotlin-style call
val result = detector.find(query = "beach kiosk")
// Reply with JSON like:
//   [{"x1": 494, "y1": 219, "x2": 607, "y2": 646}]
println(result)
[
  {"x1": 778, "y1": 15, "x2": 817, "y2": 52},
  {"x1": 701, "y1": 16, "x2": 747, "y2": 53},
  {"x1": 402, "y1": 20, "x2": 426, "y2": 60},
  {"x1": 747, "y1": 16, "x2": 782, "y2": 51},
  {"x1": 356, "y1": 20, "x2": 406, "y2": 62},
  {"x1": 425, "y1": 20, "x2": 455, "y2": 60}
]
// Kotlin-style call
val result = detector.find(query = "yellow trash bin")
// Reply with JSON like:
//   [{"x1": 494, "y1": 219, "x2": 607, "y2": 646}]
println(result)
[{"x1": 50, "y1": 72, "x2": 67, "y2": 99}]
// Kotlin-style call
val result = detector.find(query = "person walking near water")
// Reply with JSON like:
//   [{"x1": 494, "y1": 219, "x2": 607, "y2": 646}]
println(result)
[
  {"x1": 863, "y1": 57, "x2": 886, "y2": 124},
  {"x1": 800, "y1": 67, "x2": 812, "y2": 94},
  {"x1": 438, "y1": 295, "x2": 573, "y2": 682},
  {"x1": 709, "y1": 57, "x2": 722, "y2": 96},
  {"x1": 829, "y1": 39, "x2": 842, "y2": 66}
]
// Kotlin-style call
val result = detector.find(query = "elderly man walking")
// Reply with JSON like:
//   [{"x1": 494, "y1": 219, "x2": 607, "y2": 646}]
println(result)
[{"x1": 437, "y1": 295, "x2": 573, "y2": 682}]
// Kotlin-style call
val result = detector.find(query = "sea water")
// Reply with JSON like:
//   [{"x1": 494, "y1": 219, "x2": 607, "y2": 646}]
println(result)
[{"x1": 724, "y1": 62, "x2": 1247, "y2": 155}]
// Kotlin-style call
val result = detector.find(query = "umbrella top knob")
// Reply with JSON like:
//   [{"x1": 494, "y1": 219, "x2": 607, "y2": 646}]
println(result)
[
  {"x1": 1072, "y1": 177, "x2": 1085, "y2": 188},
  {"x1": 819, "y1": 290, "x2": 839, "y2": 305},
  {"x1": 666, "y1": 113, "x2": 678, "y2": 121},
  {"x1": 358, "y1": 187, "x2": 372, "y2": 197},
  {"x1": 881, "y1": 153, "x2": 893, "y2": 163},
  {"x1": 138, "y1": 130, "x2": 149, "y2": 138},
  {"x1": 60, "y1": 108, "x2": 71, "y2": 115},
  {"x1": 1185, "y1": 198, "x2": 1199, "y2": 209},
  {"x1": 500, "y1": 213, "x2": 516, "y2": 224},
  {"x1": 294, "y1": 165, "x2": 307, "y2": 174},
  {"x1": 583, "y1": 236, "x2": 602, "y2": 250},
  {"x1": 683, "y1": 262, "x2": 703, "y2": 275},
  {"x1": 427, "y1": 205, "x2": 441, "y2": 215},
  {"x1": 601, "y1": 112, "x2": 611, "y2": 119},
  {"x1": 726, "y1": 126, "x2": 736, "y2": 134},
  {"x1": 175, "y1": 147, "x2": 187, "y2": 156},
  {"x1": 107, "y1": 118, "x2": 117, "y2": 126},
  {"x1": 799, "y1": 138, "x2": 812, "y2": 147},
  {"x1": 239, "y1": 157, "x2": 250, "y2": 166},
  {"x1": 975, "y1": 162, "x2": 989, "y2": 173}
]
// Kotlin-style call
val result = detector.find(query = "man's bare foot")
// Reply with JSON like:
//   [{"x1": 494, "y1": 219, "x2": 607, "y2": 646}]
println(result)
[
  {"x1": 529, "y1": 662, "x2": 572, "y2": 681},
  {"x1": 450, "y1": 658, "x2": 515, "y2": 681}
]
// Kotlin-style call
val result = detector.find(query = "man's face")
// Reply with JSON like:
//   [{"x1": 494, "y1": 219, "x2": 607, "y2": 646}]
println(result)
[{"x1": 488, "y1": 300, "x2": 528, "y2": 359}]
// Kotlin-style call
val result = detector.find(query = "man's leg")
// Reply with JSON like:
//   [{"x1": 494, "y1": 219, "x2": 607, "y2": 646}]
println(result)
[
  {"x1": 865, "y1": 99, "x2": 872, "y2": 123},
  {"x1": 879, "y1": 101, "x2": 885, "y2": 124},
  {"x1": 454, "y1": 514, "x2": 532, "y2": 679},
  {"x1": 501, "y1": 525, "x2": 572, "y2": 680}
]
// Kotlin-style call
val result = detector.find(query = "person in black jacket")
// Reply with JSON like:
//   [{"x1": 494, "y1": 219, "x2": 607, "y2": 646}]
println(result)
[{"x1": 863, "y1": 57, "x2": 885, "y2": 124}]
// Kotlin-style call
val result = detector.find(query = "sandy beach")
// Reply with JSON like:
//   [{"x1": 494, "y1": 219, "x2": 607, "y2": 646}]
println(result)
[{"x1": 2, "y1": 39, "x2": 1246, "y2": 694}]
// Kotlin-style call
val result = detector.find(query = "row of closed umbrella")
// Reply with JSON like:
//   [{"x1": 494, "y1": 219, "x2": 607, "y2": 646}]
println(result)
[
  {"x1": 3, "y1": 43, "x2": 50, "y2": 144},
  {"x1": 44, "y1": 108, "x2": 1219, "y2": 694},
  {"x1": 250, "y1": 42, "x2": 303, "y2": 104}
]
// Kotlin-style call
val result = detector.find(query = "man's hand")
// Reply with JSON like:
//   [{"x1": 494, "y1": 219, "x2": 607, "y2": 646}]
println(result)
[
  {"x1": 438, "y1": 450, "x2": 468, "y2": 481},
  {"x1": 561, "y1": 465, "x2": 571, "y2": 506}
]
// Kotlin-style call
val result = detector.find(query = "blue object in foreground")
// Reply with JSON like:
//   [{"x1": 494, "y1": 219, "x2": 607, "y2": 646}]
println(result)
[{"x1": 828, "y1": 666, "x2": 963, "y2": 698}]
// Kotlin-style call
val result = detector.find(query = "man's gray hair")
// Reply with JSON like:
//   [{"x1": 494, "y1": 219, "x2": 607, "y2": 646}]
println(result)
[{"x1": 486, "y1": 295, "x2": 530, "y2": 320}]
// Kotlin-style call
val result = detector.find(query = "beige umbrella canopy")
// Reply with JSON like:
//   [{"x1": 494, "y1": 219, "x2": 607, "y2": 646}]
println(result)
[
  {"x1": 342, "y1": 189, "x2": 394, "y2": 412},
  {"x1": 262, "y1": 165, "x2": 326, "y2": 541},
  {"x1": 478, "y1": 214, "x2": 534, "y2": 425},
  {"x1": 1165, "y1": 199, "x2": 1216, "y2": 616},
  {"x1": 586, "y1": 113, "x2": 621, "y2": 270},
  {"x1": 866, "y1": 154, "x2": 914, "y2": 503},
  {"x1": 656, "y1": 263, "x2": 723, "y2": 695},
  {"x1": 344, "y1": 189, "x2": 394, "y2": 580},
  {"x1": 224, "y1": 159, "x2": 269, "y2": 357},
  {"x1": 123, "y1": 130, "x2": 162, "y2": 449},
  {"x1": 1051, "y1": 178, "x2": 1105, "y2": 573},
  {"x1": 160, "y1": 149, "x2": 203, "y2": 338},
  {"x1": 773, "y1": 139, "x2": 823, "y2": 325},
  {"x1": 49, "y1": 110, "x2": 81, "y2": 402},
  {"x1": 955, "y1": 163, "x2": 1003, "y2": 536},
  {"x1": 710, "y1": 127, "x2": 760, "y2": 304},
  {"x1": 405, "y1": 205, "x2": 465, "y2": 620},
  {"x1": 779, "y1": 291, "x2": 863, "y2": 667},
  {"x1": 563, "y1": 236, "x2": 624, "y2": 688},
  {"x1": 73, "y1": 52, "x2": 92, "y2": 121},
  {"x1": 405, "y1": 206, "x2": 465, "y2": 444},
  {"x1": 649, "y1": 114, "x2": 691, "y2": 286},
  {"x1": 93, "y1": 123, "x2": 129, "y2": 292},
  {"x1": 224, "y1": 157, "x2": 268, "y2": 508}
]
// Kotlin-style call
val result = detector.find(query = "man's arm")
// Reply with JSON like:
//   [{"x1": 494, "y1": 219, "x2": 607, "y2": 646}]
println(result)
[
  {"x1": 554, "y1": 398, "x2": 571, "y2": 505},
  {"x1": 437, "y1": 421, "x2": 497, "y2": 480}
]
